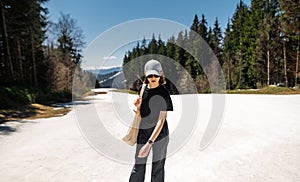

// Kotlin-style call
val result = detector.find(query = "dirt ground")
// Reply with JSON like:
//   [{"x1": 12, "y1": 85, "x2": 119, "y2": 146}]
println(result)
[{"x1": 0, "y1": 103, "x2": 71, "y2": 123}]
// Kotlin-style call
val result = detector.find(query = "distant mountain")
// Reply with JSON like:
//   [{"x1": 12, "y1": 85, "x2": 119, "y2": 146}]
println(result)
[
  {"x1": 98, "y1": 71, "x2": 126, "y2": 88},
  {"x1": 87, "y1": 66, "x2": 122, "y2": 76},
  {"x1": 85, "y1": 66, "x2": 126, "y2": 88}
]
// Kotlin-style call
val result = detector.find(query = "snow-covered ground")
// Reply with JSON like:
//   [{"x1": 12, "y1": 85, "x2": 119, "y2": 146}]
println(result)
[{"x1": 0, "y1": 93, "x2": 299, "y2": 182}]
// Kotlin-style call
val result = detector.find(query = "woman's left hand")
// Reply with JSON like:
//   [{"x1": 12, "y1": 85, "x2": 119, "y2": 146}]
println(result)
[
  {"x1": 134, "y1": 98, "x2": 142, "y2": 110},
  {"x1": 138, "y1": 143, "x2": 152, "y2": 158}
]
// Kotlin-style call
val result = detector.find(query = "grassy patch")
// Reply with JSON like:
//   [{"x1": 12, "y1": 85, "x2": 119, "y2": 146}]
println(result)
[
  {"x1": 226, "y1": 86, "x2": 300, "y2": 95},
  {"x1": 111, "y1": 89, "x2": 137, "y2": 94}
]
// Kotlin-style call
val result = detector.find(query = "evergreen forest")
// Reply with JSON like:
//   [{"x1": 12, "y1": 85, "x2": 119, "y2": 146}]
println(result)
[
  {"x1": 0, "y1": 0, "x2": 299, "y2": 108},
  {"x1": 124, "y1": 0, "x2": 300, "y2": 92},
  {"x1": 0, "y1": 0, "x2": 92, "y2": 108}
]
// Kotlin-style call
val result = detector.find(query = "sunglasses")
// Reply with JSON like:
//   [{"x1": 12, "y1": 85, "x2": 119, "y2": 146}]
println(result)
[{"x1": 147, "y1": 74, "x2": 160, "y2": 78}]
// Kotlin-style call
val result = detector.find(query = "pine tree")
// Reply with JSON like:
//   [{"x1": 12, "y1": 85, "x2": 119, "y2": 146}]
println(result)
[
  {"x1": 174, "y1": 31, "x2": 186, "y2": 67},
  {"x1": 223, "y1": 20, "x2": 234, "y2": 89},
  {"x1": 157, "y1": 35, "x2": 166, "y2": 55},
  {"x1": 256, "y1": 0, "x2": 280, "y2": 86},
  {"x1": 44, "y1": 12, "x2": 86, "y2": 93},
  {"x1": 0, "y1": 0, "x2": 48, "y2": 86},
  {"x1": 207, "y1": 27, "x2": 213, "y2": 50},
  {"x1": 230, "y1": 0, "x2": 249, "y2": 88},
  {"x1": 140, "y1": 37, "x2": 148, "y2": 55},
  {"x1": 212, "y1": 18, "x2": 223, "y2": 65},
  {"x1": 148, "y1": 34, "x2": 158, "y2": 54},
  {"x1": 191, "y1": 14, "x2": 199, "y2": 32},
  {"x1": 55, "y1": 13, "x2": 85, "y2": 65},
  {"x1": 166, "y1": 35, "x2": 176, "y2": 60},
  {"x1": 198, "y1": 14, "x2": 209, "y2": 42},
  {"x1": 279, "y1": 0, "x2": 300, "y2": 87}
]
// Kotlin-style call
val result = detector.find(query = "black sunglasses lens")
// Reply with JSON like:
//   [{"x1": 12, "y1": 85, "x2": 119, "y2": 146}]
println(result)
[{"x1": 147, "y1": 74, "x2": 159, "y2": 78}]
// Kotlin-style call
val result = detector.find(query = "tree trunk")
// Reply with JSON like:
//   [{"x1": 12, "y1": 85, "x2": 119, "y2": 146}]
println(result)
[
  {"x1": 16, "y1": 37, "x2": 24, "y2": 82},
  {"x1": 296, "y1": 47, "x2": 299, "y2": 87},
  {"x1": 295, "y1": 33, "x2": 299, "y2": 87},
  {"x1": 266, "y1": 29, "x2": 271, "y2": 86},
  {"x1": 283, "y1": 41, "x2": 288, "y2": 87},
  {"x1": 1, "y1": 2, "x2": 14, "y2": 80},
  {"x1": 239, "y1": 58, "x2": 242, "y2": 86},
  {"x1": 267, "y1": 50, "x2": 270, "y2": 86},
  {"x1": 227, "y1": 53, "x2": 232, "y2": 90},
  {"x1": 30, "y1": 27, "x2": 38, "y2": 87}
]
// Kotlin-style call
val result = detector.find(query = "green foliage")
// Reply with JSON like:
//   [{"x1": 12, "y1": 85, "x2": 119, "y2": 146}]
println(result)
[
  {"x1": 1, "y1": 0, "x2": 299, "y2": 109},
  {"x1": 0, "y1": 0, "x2": 49, "y2": 86},
  {"x1": 122, "y1": 0, "x2": 300, "y2": 92},
  {"x1": 0, "y1": 0, "x2": 86, "y2": 109},
  {"x1": 55, "y1": 13, "x2": 85, "y2": 65},
  {"x1": 0, "y1": 85, "x2": 72, "y2": 109},
  {"x1": 36, "y1": 91, "x2": 72, "y2": 105},
  {"x1": 3, "y1": 86, "x2": 36, "y2": 103},
  {"x1": 0, "y1": 85, "x2": 36, "y2": 109}
]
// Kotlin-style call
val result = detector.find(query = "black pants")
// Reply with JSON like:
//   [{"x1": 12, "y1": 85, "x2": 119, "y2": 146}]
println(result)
[{"x1": 129, "y1": 125, "x2": 169, "y2": 182}]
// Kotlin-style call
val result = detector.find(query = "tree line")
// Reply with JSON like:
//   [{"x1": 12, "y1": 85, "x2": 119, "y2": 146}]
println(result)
[
  {"x1": 0, "y1": 0, "x2": 299, "y2": 99},
  {"x1": 124, "y1": 0, "x2": 299, "y2": 91},
  {"x1": 0, "y1": 0, "x2": 91, "y2": 102}
]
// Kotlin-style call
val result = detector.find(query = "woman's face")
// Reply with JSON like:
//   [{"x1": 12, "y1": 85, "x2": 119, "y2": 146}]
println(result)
[{"x1": 147, "y1": 74, "x2": 160, "y2": 84}]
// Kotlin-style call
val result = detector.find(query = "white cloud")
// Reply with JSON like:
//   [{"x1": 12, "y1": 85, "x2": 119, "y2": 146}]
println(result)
[{"x1": 103, "y1": 56, "x2": 117, "y2": 60}]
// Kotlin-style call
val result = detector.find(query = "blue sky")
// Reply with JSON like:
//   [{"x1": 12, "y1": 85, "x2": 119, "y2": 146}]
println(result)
[{"x1": 45, "y1": 0, "x2": 251, "y2": 69}]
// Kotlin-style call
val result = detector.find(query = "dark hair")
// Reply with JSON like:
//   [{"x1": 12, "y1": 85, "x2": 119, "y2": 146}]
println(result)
[{"x1": 143, "y1": 75, "x2": 166, "y2": 85}]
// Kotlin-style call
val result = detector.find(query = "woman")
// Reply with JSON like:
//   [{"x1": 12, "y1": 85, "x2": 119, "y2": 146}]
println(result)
[{"x1": 129, "y1": 59, "x2": 173, "y2": 182}]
